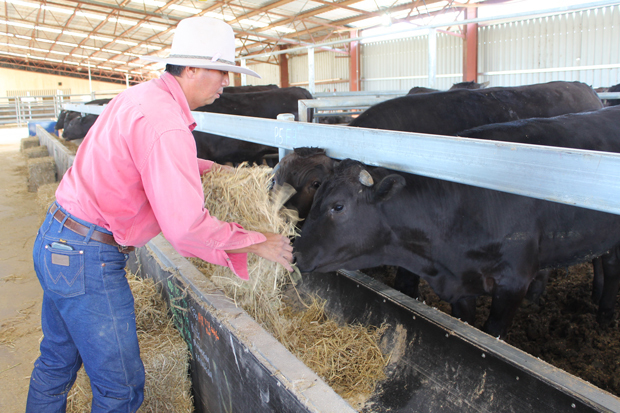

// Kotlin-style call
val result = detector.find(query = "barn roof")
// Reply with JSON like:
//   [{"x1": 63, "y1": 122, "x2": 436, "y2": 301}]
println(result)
[{"x1": 0, "y1": 0, "x2": 604, "y2": 85}]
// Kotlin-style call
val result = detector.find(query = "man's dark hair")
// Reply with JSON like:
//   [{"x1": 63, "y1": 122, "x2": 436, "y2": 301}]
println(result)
[{"x1": 165, "y1": 64, "x2": 186, "y2": 76}]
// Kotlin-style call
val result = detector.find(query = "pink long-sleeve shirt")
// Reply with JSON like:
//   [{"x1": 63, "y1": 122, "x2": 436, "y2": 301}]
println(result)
[{"x1": 56, "y1": 71, "x2": 266, "y2": 280}]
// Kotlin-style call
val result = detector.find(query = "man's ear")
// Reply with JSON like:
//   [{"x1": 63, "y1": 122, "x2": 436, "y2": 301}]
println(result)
[{"x1": 183, "y1": 66, "x2": 200, "y2": 79}]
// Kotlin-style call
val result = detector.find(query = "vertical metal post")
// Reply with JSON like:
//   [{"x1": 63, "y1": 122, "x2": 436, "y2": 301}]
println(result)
[
  {"x1": 276, "y1": 113, "x2": 295, "y2": 160},
  {"x1": 15, "y1": 98, "x2": 22, "y2": 126},
  {"x1": 88, "y1": 62, "x2": 92, "y2": 93},
  {"x1": 308, "y1": 47, "x2": 315, "y2": 95},
  {"x1": 428, "y1": 28, "x2": 437, "y2": 89},
  {"x1": 241, "y1": 59, "x2": 247, "y2": 86}
]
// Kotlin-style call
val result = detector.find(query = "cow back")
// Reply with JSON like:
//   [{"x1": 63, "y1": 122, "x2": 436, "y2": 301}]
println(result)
[
  {"x1": 223, "y1": 84, "x2": 279, "y2": 93},
  {"x1": 194, "y1": 87, "x2": 313, "y2": 120},
  {"x1": 458, "y1": 106, "x2": 620, "y2": 151},
  {"x1": 351, "y1": 81, "x2": 603, "y2": 136}
]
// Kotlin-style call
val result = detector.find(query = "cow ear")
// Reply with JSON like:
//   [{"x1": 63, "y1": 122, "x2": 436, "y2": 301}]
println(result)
[{"x1": 372, "y1": 174, "x2": 405, "y2": 203}]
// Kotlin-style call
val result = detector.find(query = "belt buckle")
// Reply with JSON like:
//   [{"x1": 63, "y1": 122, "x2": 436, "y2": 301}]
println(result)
[{"x1": 118, "y1": 245, "x2": 133, "y2": 254}]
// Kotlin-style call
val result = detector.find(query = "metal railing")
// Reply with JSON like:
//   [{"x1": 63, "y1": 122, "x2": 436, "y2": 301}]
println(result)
[
  {"x1": 0, "y1": 92, "x2": 119, "y2": 126},
  {"x1": 64, "y1": 101, "x2": 620, "y2": 216}
]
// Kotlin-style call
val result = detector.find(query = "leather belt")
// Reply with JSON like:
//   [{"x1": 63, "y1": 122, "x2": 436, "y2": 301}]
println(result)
[{"x1": 50, "y1": 204, "x2": 135, "y2": 253}]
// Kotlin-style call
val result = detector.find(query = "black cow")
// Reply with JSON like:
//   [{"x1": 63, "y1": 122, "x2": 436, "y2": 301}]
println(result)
[
  {"x1": 55, "y1": 110, "x2": 80, "y2": 131},
  {"x1": 363, "y1": 81, "x2": 603, "y2": 134},
  {"x1": 62, "y1": 114, "x2": 99, "y2": 141},
  {"x1": 57, "y1": 99, "x2": 112, "y2": 140},
  {"x1": 458, "y1": 105, "x2": 620, "y2": 309},
  {"x1": 407, "y1": 86, "x2": 440, "y2": 95},
  {"x1": 193, "y1": 87, "x2": 313, "y2": 165},
  {"x1": 293, "y1": 158, "x2": 620, "y2": 339},
  {"x1": 607, "y1": 83, "x2": 620, "y2": 107},
  {"x1": 279, "y1": 82, "x2": 603, "y2": 300},
  {"x1": 195, "y1": 86, "x2": 312, "y2": 119},
  {"x1": 407, "y1": 80, "x2": 489, "y2": 95},
  {"x1": 450, "y1": 80, "x2": 489, "y2": 90},
  {"x1": 274, "y1": 147, "x2": 338, "y2": 221},
  {"x1": 223, "y1": 84, "x2": 279, "y2": 93}
]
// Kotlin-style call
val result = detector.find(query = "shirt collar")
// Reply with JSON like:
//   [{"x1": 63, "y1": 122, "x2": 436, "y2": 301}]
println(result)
[{"x1": 160, "y1": 71, "x2": 197, "y2": 131}]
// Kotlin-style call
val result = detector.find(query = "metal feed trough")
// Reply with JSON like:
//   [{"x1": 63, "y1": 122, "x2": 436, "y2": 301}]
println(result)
[{"x1": 40, "y1": 103, "x2": 620, "y2": 412}]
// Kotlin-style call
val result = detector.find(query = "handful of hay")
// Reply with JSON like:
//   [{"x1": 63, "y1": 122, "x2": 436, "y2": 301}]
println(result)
[
  {"x1": 191, "y1": 164, "x2": 388, "y2": 407},
  {"x1": 191, "y1": 164, "x2": 299, "y2": 335}
]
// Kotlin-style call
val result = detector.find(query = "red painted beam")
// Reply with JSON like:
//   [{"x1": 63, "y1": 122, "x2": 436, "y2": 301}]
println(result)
[
  {"x1": 279, "y1": 45, "x2": 289, "y2": 88},
  {"x1": 349, "y1": 30, "x2": 360, "y2": 92},
  {"x1": 464, "y1": 7, "x2": 478, "y2": 82}
]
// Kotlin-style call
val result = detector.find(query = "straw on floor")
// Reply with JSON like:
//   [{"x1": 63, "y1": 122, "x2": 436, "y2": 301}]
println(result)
[{"x1": 66, "y1": 272, "x2": 193, "y2": 413}]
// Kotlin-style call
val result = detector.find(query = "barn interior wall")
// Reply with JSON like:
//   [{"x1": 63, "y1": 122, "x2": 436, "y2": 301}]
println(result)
[
  {"x1": 478, "y1": 5, "x2": 620, "y2": 88},
  {"x1": 0, "y1": 67, "x2": 124, "y2": 98},
  {"x1": 288, "y1": 51, "x2": 350, "y2": 94},
  {"x1": 361, "y1": 33, "x2": 462, "y2": 92},
  {"x1": 243, "y1": 62, "x2": 281, "y2": 87}
]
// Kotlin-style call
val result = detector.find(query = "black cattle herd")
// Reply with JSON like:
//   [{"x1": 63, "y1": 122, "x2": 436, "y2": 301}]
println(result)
[{"x1": 56, "y1": 80, "x2": 620, "y2": 338}]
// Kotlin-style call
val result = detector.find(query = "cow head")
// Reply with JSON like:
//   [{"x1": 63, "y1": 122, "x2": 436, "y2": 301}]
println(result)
[
  {"x1": 62, "y1": 114, "x2": 98, "y2": 141},
  {"x1": 273, "y1": 147, "x2": 338, "y2": 224},
  {"x1": 294, "y1": 159, "x2": 406, "y2": 273}
]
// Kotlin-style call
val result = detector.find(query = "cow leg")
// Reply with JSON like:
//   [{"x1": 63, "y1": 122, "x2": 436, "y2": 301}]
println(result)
[
  {"x1": 592, "y1": 256, "x2": 604, "y2": 304},
  {"x1": 451, "y1": 297, "x2": 477, "y2": 326},
  {"x1": 393, "y1": 267, "x2": 420, "y2": 298},
  {"x1": 524, "y1": 269, "x2": 551, "y2": 305},
  {"x1": 483, "y1": 284, "x2": 528, "y2": 339},
  {"x1": 596, "y1": 248, "x2": 620, "y2": 326}
]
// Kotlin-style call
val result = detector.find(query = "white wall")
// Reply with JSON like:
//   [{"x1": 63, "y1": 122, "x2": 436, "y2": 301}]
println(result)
[
  {"x1": 0, "y1": 67, "x2": 126, "y2": 98},
  {"x1": 478, "y1": 5, "x2": 620, "y2": 88}
]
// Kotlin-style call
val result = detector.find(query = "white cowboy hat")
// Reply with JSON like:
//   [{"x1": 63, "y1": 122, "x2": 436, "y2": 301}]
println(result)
[{"x1": 141, "y1": 16, "x2": 260, "y2": 78}]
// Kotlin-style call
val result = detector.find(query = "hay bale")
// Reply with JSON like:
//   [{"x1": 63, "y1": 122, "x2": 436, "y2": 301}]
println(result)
[
  {"x1": 67, "y1": 272, "x2": 193, "y2": 413},
  {"x1": 23, "y1": 145, "x2": 49, "y2": 159},
  {"x1": 27, "y1": 156, "x2": 56, "y2": 192},
  {"x1": 20, "y1": 136, "x2": 39, "y2": 152},
  {"x1": 36, "y1": 182, "x2": 59, "y2": 213},
  {"x1": 190, "y1": 165, "x2": 388, "y2": 405}
]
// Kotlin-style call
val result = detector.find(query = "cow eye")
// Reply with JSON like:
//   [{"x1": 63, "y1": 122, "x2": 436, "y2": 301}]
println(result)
[
  {"x1": 311, "y1": 181, "x2": 321, "y2": 189},
  {"x1": 331, "y1": 204, "x2": 344, "y2": 213}
]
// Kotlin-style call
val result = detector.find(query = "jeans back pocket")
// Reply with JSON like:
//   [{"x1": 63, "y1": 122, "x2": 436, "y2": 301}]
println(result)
[{"x1": 43, "y1": 244, "x2": 86, "y2": 297}]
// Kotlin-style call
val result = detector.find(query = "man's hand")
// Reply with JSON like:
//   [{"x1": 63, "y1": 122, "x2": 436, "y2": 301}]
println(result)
[
  {"x1": 226, "y1": 233, "x2": 294, "y2": 272},
  {"x1": 210, "y1": 162, "x2": 235, "y2": 173}
]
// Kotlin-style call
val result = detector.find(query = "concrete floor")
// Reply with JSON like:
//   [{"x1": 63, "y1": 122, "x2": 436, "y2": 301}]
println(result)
[{"x1": 0, "y1": 127, "x2": 45, "y2": 412}]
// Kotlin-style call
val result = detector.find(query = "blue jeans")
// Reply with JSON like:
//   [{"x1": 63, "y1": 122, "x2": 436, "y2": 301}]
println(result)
[{"x1": 26, "y1": 203, "x2": 145, "y2": 413}]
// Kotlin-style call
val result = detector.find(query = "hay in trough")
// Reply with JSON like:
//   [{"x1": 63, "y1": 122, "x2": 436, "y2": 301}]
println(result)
[
  {"x1": 58, "y1": 137, "x2": 80, "y2": 154},
  {"x1": 283, "y1": 296, "x2": 389, "y2": 400},
  {"x1": 190, "y1": 164, "x2": 389, "y2": 405},
  {"x1": 66, "y1": 271, "x2": 193, "y2": 413}
]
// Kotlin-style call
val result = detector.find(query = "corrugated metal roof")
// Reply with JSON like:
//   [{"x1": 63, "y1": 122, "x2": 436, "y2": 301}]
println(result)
[{"x1": 0, "y1": 0, "x2": 588, "y2": 85}]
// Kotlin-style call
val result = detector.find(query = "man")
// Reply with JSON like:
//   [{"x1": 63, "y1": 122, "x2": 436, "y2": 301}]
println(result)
[{"x1": 26, "y1": 17, "x2": 293, "y2": 412}]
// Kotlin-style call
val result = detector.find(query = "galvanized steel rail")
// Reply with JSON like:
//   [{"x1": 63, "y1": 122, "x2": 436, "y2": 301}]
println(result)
[{"x1": 64, "y1": 102, "x2": 620, "y2": 216}]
